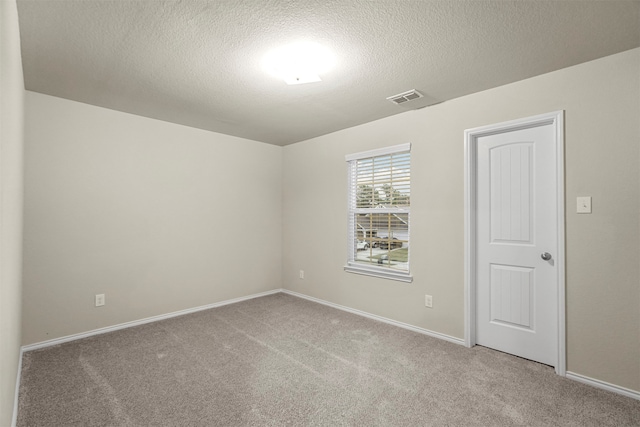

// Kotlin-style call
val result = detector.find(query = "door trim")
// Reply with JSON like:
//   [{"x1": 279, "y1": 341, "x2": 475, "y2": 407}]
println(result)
[{"x1": 464, "y1": 111, "x2": 566, "y2": 376}]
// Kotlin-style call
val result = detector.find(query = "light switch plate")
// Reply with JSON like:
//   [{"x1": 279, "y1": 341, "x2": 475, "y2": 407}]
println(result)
[{"x1": 576, "y1": 196, "x2": 592, "y2": 214}]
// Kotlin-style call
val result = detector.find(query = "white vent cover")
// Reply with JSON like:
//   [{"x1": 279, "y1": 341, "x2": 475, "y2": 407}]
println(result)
[{"x1": 387, "y1": 89, "x2": 424, "y2": 105}]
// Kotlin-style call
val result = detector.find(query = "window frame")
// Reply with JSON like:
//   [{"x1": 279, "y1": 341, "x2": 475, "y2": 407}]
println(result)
[{"x1": 344, "y1": 143, "x2": 412, "y2": 282}]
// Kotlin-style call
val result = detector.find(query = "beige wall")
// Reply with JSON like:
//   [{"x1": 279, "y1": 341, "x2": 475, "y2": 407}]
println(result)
[
  {"x1": 22, "y1": 92, "x2": 283, "y2": 345},
  {"x1": 283, "y1": 48, "x2": 640, "y2": 392},
  {"x1": 0, "y1": 0, "x2": 24, "y2": 424}
]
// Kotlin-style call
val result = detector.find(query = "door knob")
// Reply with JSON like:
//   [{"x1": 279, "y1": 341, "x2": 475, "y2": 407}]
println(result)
[{"x1": 541, "y1": 252, "x2": 552, "y2": 261}]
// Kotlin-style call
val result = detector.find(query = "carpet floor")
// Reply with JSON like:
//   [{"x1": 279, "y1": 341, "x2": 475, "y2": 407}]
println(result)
[{"x1": 17, "y1": 293, "x2": 640, "y2": 426}]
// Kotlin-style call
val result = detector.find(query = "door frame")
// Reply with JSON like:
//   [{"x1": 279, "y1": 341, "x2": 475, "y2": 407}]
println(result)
[{"x1": 463, "y1": 111, "x2": 566, "y2": 376}]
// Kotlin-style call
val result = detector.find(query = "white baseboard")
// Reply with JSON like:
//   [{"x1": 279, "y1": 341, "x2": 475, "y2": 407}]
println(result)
[
  {"x1": 21, "y1": 289, "x2": 283, "y2": 352},
  {"x1": 566, "y1": 371, "x2": 640, "y2": 401},
  {"x1": 11, "y1": 347, "x2": 24, "y2": 427},
  {"x1": 281, "y1": 289, "x2": 465, "y2": 346}
]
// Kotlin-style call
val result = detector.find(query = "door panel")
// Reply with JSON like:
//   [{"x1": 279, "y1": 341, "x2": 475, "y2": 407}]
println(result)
[
  {"x1": 490, "y1": 264, "x2": 533, "y2": 330},
  {"x1": 490, "y1": 143, "x2": 532, "y2": 243},
  {"x1": 476, "y1": 123, "x2": 557, "y2": 366}
]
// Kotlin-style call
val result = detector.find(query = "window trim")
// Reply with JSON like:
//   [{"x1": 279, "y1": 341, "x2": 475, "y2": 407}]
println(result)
[
  {"x1": 344, "y1": 143, "x2": 413, "y2": 283},
  {"x1": 345, "y1": 143, "x2": 411, "y2": 162},
  {"x1": 344, "y1": 263, "x2": 413, "y2": 282}
]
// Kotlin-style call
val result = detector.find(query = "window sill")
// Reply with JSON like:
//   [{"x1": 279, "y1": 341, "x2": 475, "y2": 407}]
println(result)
[{"x1": 344, "y1": 264, "x2": 413, "y2": 283}]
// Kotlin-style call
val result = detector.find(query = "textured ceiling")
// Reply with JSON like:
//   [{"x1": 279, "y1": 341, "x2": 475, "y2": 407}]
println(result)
[{"x1": 17, "y1": 0, "x2": 640, "y2": 146}]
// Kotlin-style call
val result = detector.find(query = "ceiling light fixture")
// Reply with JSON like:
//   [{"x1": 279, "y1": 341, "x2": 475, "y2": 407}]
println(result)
[{"x1": 263, "y1": 41, "x2": 335, "y2": 85}]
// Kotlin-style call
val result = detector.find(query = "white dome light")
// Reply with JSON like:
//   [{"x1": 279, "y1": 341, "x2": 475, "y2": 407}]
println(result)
[{"x1": 263, "y1": 41, "x2": 336, "y2": 85}]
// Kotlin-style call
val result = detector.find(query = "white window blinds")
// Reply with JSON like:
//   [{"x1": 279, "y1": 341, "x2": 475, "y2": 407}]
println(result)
[{"x1": 345, "y1": 143, "x2": 412, "y2": 282}]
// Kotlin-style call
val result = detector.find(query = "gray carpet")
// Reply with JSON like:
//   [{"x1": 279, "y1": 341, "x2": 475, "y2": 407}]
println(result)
[{"x1": 17, "y1": 293, "x2": 640, "y2": 426}]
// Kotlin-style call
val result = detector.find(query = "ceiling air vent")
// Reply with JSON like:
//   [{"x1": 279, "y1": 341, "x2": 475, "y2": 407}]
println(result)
[{"x1": 387, "y1": 89, "x2": 424, "y2": 105}]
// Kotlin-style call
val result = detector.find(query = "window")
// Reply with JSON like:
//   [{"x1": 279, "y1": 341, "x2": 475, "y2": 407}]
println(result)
[{"x1": 345, "y1": 143, "x2": 411, "y2": 282}]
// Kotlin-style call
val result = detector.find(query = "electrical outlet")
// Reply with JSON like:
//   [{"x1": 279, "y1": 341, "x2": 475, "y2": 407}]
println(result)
[
  {"x1": 95, "y1": 294, "x2": 105, "y2": 307},
  {"x1": 576, "y1": 196, "x2": 592, "y2": 214},
  {"x1": 425, "y1": 295, "x2": 433, "y2": 308},
  {"x1": 299, "y1": 270, "x2": 305, "y2": 279}
]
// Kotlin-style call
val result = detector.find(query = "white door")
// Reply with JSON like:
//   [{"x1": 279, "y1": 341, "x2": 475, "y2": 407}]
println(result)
[{"x1": 475, "y1": 121, "x2": 558, "y2": 366}]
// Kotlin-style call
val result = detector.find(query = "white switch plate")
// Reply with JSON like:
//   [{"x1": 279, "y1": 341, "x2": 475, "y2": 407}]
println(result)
[
  {"x1": 576, "y1": 196, "x2": 592, "y2": 214},
  {"x1": 95, "y1": 294, "x2": 105, "y2": 307},
  {"x1": 299, "y1": 270, "x2": 304, "y2": 279}
]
